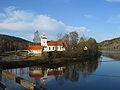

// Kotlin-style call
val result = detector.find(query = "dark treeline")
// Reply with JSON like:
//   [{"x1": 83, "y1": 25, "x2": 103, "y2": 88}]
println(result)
[
  {"x1": 47, "y1": 31, "x2": 100, "y2": 59},
  {"x1": 0, "y1": 34, "x2": 30, "y2": 54}
]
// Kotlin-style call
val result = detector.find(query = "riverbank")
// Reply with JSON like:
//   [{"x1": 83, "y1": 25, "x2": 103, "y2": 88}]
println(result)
[{"x1": 0, "y1": 55, "x2": 100, "y2": 69}]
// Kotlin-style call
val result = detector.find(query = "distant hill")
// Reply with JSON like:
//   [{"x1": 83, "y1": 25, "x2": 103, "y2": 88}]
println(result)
[
  {"x1": 0, "y1": 34, "x2": 31, "y2": 53},
  {"x1": 98, "y1": 37, "x2": 120, "y2": 50}
]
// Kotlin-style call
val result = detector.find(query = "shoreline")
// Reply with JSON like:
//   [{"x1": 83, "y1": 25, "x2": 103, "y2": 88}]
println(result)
[{"x1": 0, "y1": 55, "x2": 100, "y2": 69}]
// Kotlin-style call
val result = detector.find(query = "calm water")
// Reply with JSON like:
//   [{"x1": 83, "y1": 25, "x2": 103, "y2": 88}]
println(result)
[{"x1": 1, "y1": 54, "x2": 120, "y2": 90}]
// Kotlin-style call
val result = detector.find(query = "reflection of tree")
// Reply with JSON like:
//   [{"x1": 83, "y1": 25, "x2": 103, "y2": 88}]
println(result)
[
  {"x1": 0, "y1": 72, "x2": 2, "y2": 81},
  {"x1": 29, "y1": 58, "x2": 99, "y2": 84},
  {"x1": 102, "y1": 52, "x2": 120, "y2": 60},
  {"x1": 63, "y1": 58, "x2": 99, "y2": 82},
  {"x1": 70, "y1": 64, "x2": 79, "y2": 82},
  {"x1": 63, "y1": 64, "x2": 80, "y2": 82},
  {"x1": 34, "y1": 78, "x2": 41, "y2": 87},
  {"x1": 63, "y1": 66, "x2": 70, "y2": 80},
  {"x1": 55, "y1": 75, "x2": 64, "y2": 86}
]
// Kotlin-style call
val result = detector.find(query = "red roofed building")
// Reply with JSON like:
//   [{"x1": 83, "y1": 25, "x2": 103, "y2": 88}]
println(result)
[
  {"x1": 41, "y1": 32, "x2": 66, "y2": 52},
  {"x1": 29, "y1": 66, "x2": 66, "y2": 79},
  {"x1": 28, "y1": 45, "x2": 43, "y2": 56},
  {"x1": 44, "y1": 41, "x2": 64, "y2": 52},
  {"x1": 28, "y1": 32, "x2": 66, "y2": 56}
]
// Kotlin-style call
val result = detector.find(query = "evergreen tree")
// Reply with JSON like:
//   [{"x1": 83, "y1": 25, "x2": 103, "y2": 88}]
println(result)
[{"x1": 33, "y1": 30, "x2": 41, "y2": 43}]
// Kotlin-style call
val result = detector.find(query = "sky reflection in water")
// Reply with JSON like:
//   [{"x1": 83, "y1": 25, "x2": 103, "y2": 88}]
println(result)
[{"x1": 1, "y1": 55, "x2": 120, "y2": 90}]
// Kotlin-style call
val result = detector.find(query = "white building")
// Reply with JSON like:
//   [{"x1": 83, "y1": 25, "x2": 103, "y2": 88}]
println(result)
[
  {"x1": 28, "y1": 45, "x2": 43, "y2": 56},
  {"x1": 41, "y1": 32, "x2": 66, "y2": 52},
  {"x1": 28, "y1": 32, "x2": 66, "y2": 56}
]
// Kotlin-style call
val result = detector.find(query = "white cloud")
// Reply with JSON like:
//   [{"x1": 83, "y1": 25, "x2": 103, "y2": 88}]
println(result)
[
  {"x1": 34, "y1": 15, "x2": 66, "y2": 31},
  {"x1": 0, "y1": 6, "x2": 89, "y2": 33},
  {"x1": 65, "y1": 26, "x2": 89, "y2": 32},
  {"x1": 107, "y1": 14, "x2": 120, "y2": 23},
  {"x1": 106, "y1": 0, "x2": 120, "y2": 2},
  {"x1": 84, "y1": 14, "x2": 93, "y2": 19}
]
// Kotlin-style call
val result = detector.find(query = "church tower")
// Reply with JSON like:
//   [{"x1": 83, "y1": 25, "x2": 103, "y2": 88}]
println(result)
[{"x1": 41, "y1": 32, "x2": 47, "y2": 46}]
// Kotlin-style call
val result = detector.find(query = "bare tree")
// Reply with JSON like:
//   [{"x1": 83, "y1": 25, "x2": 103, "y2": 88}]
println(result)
[
  {"x1": 69, "y1": 31, "x2": 79, "y2": 48},
  {"x1": 56, "y1": 31, "x2": 99, "y2": 58}
]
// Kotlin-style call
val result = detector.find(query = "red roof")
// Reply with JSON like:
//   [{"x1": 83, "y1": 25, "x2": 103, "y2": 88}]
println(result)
[
  {"x1": 28, "y1": 45, "x2": 43, "y2": 50},
  {"x1": 29, "y1": 73, "x2": 43, "y2": 78},
  {"x1": 29, "y1": 71, "x2": 64, "y2": 78},
  {"x1": 47, "y1": 41, "x2": 62, "y2": 46}
]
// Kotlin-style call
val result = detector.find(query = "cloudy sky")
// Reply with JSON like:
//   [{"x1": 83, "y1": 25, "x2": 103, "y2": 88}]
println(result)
[{"x1": 0, "y1": 0, "x2": 120, "y2": 42}]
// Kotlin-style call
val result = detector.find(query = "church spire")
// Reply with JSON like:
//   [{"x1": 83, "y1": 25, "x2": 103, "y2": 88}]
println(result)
[{"x1": 41, "y1": 32, "x2": 47, "y2": 39}]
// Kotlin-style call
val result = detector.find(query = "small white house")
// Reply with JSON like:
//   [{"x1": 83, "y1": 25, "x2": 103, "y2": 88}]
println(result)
[{"x1": 28, "y1": 45, "x2": 43, "y2": 56}]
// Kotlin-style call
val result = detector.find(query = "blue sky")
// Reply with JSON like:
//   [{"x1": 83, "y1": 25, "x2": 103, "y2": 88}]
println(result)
[{"x1": 0, "y1": 0, "x2": 120, "y2": 42}]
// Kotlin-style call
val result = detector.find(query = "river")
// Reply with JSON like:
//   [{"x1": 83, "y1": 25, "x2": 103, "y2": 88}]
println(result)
[{"x1": 1, "y1": 52, "x2": 120, "y2": 90}]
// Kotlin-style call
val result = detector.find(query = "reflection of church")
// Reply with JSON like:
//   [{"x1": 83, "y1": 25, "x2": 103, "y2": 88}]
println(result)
[{"x1": 29, "y1": 66, "x2": 66, "y2": 83}]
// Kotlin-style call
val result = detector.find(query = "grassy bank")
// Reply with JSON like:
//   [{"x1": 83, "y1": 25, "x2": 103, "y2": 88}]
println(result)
[{"x1": 0, "y1": 55, "x2": 100, "y2": 69}]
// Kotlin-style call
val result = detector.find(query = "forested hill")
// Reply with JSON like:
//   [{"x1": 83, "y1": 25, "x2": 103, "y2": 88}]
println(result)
[
  {"x1": 0, "y1": 34, "x2": 31, "y2": 53},
  {"x1": 99, "y1": 37, "x2": 120, "y2": 50}
]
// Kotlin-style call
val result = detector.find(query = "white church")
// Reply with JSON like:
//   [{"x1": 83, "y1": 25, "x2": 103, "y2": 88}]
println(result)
[{"x1": 28, "y1": 32, "x2": 66, "y2": 56}]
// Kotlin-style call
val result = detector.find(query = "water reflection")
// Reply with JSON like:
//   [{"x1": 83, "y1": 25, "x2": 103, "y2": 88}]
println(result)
[
  {"x1": 29, "y1": 66, "x2": 66, "y2": 86},
  {"x1": 1, "y1": 58, "x2": 99, "y2": 90},
  {"x1": 29, "y1": 58, "x2": 99, "y2": 86},
  {"x1": 63, "y1": 59, "x2": 99, "y2": 82},
  {"x1": 102, "y1": 51, "x2": 120, "y2": 60},
  {"x1": 2, "y1": 56, "x2": 120, "y2": 90}
]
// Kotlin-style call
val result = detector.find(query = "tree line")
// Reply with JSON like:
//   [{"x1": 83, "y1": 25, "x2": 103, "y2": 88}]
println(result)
[
  {"x1": 47, "y1": 31, "x2": 100, "y2": 58},
  {"x1": 0, "y1": 34, "x2": 30, "y2": 54},
  {"x1": 99, "y1": 37, "x2": 120, "y2": 50}
]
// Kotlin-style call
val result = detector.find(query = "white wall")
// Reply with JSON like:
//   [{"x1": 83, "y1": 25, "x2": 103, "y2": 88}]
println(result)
[
  {"x1": 28, "y1": 50, "x2": 42, "y2": 56},
  {"x1": 41, "y1": 39, "x2": 47, "y2": 46},
  {"x1": 43, "y1": 46, "x2": 64, "y2": 52}
]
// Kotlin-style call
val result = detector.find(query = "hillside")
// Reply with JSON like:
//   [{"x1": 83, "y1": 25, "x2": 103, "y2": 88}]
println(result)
[
  {"x1": 0, "y1": 34, "x2": 31, "y2": 53},
  {"x1": 99, "y1": 37, "x2": 120, "y2": 50}
]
